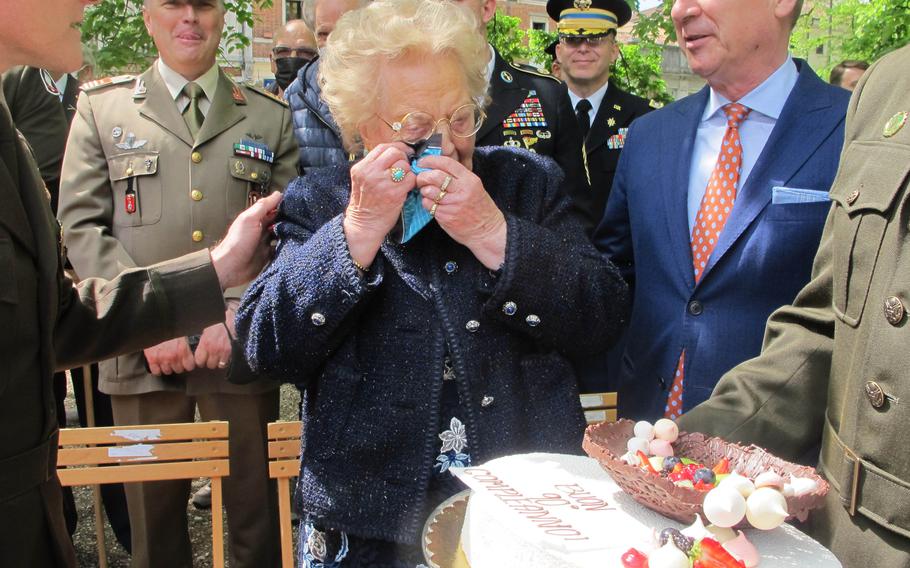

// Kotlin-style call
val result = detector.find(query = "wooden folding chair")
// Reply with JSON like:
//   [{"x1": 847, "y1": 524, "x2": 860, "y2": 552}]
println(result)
[
  {"x1": 268, "y1": 421, "x2": 303, "y2": 568},
  {"x1": 580, "y1": 392, "x2": 618, "y2": 424},
  {"x1": 57, "y1": 421, "x2": 230, "y2": 568}
]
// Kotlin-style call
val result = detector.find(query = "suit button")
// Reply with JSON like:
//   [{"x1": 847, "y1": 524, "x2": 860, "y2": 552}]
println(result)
[
  {"x1": 191, "y1": 230, "x2": 204, "y2": 242},
  {"x1": 502, "y1": 301, "x2": 518, "y2": 316},
  {"x1": 191, "y1": 151, "x2": 203, "y2": 164},
  {"x1": 525, "y1": 314, "x2": 541, "y2": 327},
  {"x1": 864, "y1": 381, "x2": 885, "y2": 409},
  {"x1": 884, "y1": 296, "x2": 905, "y2": 326},
  {"x1": 190, "y1": 189, "x2": 203, "y2": 201},
  {"x1": 688, "y1": 300, "x2": 703, "y2": 316},
  {"x1": 444, "y1": 261, "x2": 458, "y2": 274},
  {"x1": 465, "y1": 320, "x2": 480, "y2": 333}
]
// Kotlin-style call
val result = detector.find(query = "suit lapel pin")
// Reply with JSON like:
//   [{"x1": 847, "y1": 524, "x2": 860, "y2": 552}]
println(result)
[
  {"x1": 613, "y1": 104, "x2": 622, "y2": 111},
  {"x1": 607, "y1": 117, "x2": 616, "y2": 127},
  {"x1": 500, "y1": 71, "x2": 513, "y2": 84},
  {"x1": 112, "y1": 126, "x2": 123, "y2": 140},
  {"x1": 115, "y1": 132, "x2": 147, "y2": 150},
  {"x1": 883, "y1": 111, "x2": 908, "y2": 137}
]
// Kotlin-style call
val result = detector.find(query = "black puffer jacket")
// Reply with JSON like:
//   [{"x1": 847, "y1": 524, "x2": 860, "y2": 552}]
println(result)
[{"x1": 284, "y1": 57, "x2": 348, "y2": 171}]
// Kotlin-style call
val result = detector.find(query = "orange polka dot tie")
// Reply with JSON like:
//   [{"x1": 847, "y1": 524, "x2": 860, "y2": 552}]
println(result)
[{"x1": 665, "y1": 103, "x2": 751, "y2": 419}]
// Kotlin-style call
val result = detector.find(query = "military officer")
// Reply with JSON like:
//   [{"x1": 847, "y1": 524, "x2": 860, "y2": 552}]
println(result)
[
  {"x1": 453, "y1": 0, "x2": 588, "y2": 202},
  {"x1": 0, "y1": 0, "x2": 282, "y2": 565},
  {"x1": 57, "y1": 1, "x2": 297, "y2": 566},
  {"x1": 549, "y1": 0, "x2": 654, "y2": 232},
  {"x1": 678, "y1": 45, "x2": 910, "y2": 567}
]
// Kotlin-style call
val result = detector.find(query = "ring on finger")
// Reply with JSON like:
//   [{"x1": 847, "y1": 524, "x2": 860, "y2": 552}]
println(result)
[
  {"x1": 434, "y1": 189, "x2": 447, "y2": 204},
  {"x1": 217, "y1": 361, "x2": 228, "y2": 369},
  {"x1": 430, "y1": 202, "x2": 439, "y2": 217},
  {"x1": 439, "y1": 175, "x2": 453, "y2": 192},
  {"x1": 390, "y1": 166, "x2": 406, "y2": 183}
]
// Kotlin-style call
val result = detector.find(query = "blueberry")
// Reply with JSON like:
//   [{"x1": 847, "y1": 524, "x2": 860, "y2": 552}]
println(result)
[
  {"x1": 662, "y1": 456, "x2": 682, "y2": 472},
  {"x1": 693, "y1": 467, "x2": 716, "y2": 485},
  {"x1": 658, "y1": 527, "x2": 695, "y2": 553}
]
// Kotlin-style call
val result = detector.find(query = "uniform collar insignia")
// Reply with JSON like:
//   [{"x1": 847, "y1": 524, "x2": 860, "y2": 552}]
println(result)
[
  {"x1": 500, "y1": 70, "x2": 513, "y2": 84},
  {"x1": 883, "y1": 111, "x2": 908, "y2": 138},
  {"x1": 232, "y1": 84, "x2": 247, "y2": 105},
  {"x1": 132, "y1": 79, "x2": 147, "y2": 99},
  {"x1": 607, "y1": 117, "x2": 616, "y2": 127}
]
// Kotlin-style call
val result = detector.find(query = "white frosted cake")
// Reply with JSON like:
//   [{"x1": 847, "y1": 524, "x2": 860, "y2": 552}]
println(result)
[{"x1": 450, "y1": 453, "x2": 842, "y2": 568}]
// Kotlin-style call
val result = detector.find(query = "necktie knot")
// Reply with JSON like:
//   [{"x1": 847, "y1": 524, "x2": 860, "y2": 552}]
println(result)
[
  {"x1": 182, "y1": 81, "x2": 204, "y2": 102},
  {"x1": 181, "y1": 82, "x2": 206, "y2": 139},
  {"x1": 723, "y1": 102, "x2": 750, "y2": 129},
  {"x1": 575, "y1": 99, "x2": 592, "y2": 113}
]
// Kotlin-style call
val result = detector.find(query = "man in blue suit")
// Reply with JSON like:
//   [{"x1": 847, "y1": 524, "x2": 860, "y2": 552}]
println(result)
[{"x1": 594, "y1": 0, "x2": 850, "y2": 421}]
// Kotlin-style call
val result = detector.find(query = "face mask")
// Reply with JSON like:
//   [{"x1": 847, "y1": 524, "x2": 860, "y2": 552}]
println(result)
[{"x1": 274, "y1": 57, "x2": 308, "y2": 90}]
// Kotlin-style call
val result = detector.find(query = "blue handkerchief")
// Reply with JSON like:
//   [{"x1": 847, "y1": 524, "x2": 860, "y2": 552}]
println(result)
[
  {"x1": 400, "y1": 189, "x2": 434, "y2": 243},
  {"x1": 771, "y1": 186, "x2": 830, "y2": 204}
]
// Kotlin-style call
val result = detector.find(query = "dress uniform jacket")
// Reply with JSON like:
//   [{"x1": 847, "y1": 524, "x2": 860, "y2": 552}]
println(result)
[
  {"x1": 574, "y1": 81, "x2": 653, "y2": 230},
  {"x1": 0, "y1": 86, "x2": 224, "y2": 567},
  {"x1": 58, "y1": 65, "x2": 297, "y2": 396},
  {"x1": 678, "y1": 45, "x2": 910, "y2": 567},
  {"x1": 477, "y1": 51, "x2": 588, "y2": 201}
]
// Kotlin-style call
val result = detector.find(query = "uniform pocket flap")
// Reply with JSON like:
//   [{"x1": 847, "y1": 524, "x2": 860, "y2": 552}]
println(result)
[
  {"x1": 229, "y1": 156, "x2": 272, "y2": 184},
  {"x1": 829, "y1": 142, "x2": 910, "y2": 214},
  {"x1": 108, "y1": 152, "x2": 159, "y2": 181}
]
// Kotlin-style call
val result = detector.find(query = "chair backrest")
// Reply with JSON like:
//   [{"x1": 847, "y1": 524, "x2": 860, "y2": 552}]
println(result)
[
  {"x1": 580, "y1": 392, "x2": 618, "y2": 424},
  {"x1": 57, "y1": 421, "x2": 230, "y2": 568},
  {"x1": 267, "y1": 421, "x2": 303, "y2": 568}
]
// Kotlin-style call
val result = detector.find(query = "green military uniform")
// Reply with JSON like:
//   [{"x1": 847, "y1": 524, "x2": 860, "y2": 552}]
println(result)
[
  {"x1": 1, "y1": 66, "x2": 68, "y2": 209},
  {"x1": 0, "y1": 85, "x2": 225, "y2": 567},
  {"x1": 678, "y1": 45, "x2": 910, "y2": 567},
  {"x1": 58, "y1": 63, "x2": 297, "y2": 568}
]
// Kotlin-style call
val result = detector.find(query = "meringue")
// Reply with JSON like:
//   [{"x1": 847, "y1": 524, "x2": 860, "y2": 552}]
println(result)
[
  {"x1": 649, "y1": 438, "x2": 675, "y2": 457},
  {"x1": 647, "y1": 541, "x2": 690, "y2": 568},
  {"x1": 788, "y1": 475, "x2": 820, "y2": 497},
  {"x1": 680, "y1": 514, "x2": 713, "y2": 541},
  {"x1": 703, "y1": 487, "x2": 747, "y2": 528},
  {"x1": 634, "y1": 420, "x2": 656, "y2": 441},
  {"x1": 722, "y1": 531, "x2": 761, "y2": 567},
  {"x1": 754, "y1": 471, "x2": 784, "y2": 490},
  {"x1": 653, "y1": 419, "x2": 679, "y2": 442},
  {"x1": 745, "y1": 487, "x2": 788, "y2": 530},
  {"x1": 718, "y1": 471, "x2": 755, "y2": 498},
  {"x1": 627, "y1": 437, "x2": 651, "y2": 456},
  {"x1": 706, "y1": 524, "x2": 738, "y2": 543}
]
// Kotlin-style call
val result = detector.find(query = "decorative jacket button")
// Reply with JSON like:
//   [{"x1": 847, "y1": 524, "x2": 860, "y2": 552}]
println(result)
[
  {"x1": 190, "y1": 189, "x2": 203, "y2": 201},
  {"x1": 884, "y1": 296, "x2": 905, "y2": 326},
  {"x1": 444, "y1": 260, "x2": 458, "y2": 274},
  {"x1": 864, "y1": 381, "x2": 885, "y2": 409},
  {"x1": 191, "y1": 230, "x2": 204, "y2": 242},
  {"x1": 311, "y1": 312, "x2": 326, "y2": 326},
  {"x1": 525, "y1": 314, "x2": 541, "y2": 327},
  {"x1": 688, "y1": 300, "x2": 703, "y2": 316},
  {"x1": 481, "y1": 395, "x2": 494, "y2": 407},
  {"x1": 191, "y1": 151, "x2": 203, "y2": 164},
  {"x1": 502, "y1": 301, "x2": 518, "y2": 316},
  {"x1": 465, "y1": 320, "x2": 480, "y2": 333}
]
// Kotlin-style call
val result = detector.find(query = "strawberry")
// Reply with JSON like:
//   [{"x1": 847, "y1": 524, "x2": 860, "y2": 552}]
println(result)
[
  {"x1": 691, "y1": 538, "x2": 746, "y2": 568},
  {"x1": 693, "y1": 480, "x2": 715, "y2": 492},
  {"x1": 638, "y1": 451, "x2": 659, "y2": 475},
  {"x1": 620, "y1": 548, "x2": 649, "y2": 568},
  {"x1": 713, "y1": 458, "x2": 731, "y2": 475}
]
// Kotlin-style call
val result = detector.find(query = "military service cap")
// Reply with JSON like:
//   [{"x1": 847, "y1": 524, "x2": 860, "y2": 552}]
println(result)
[{"x1": 546, "y1": 0, "x2": 632, "y2": 37}]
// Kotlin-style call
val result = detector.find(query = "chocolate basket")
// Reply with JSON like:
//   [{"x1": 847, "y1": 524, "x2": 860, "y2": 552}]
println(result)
[{"x1": 582, "y1": 419, "x2": 829, "y2": 525}]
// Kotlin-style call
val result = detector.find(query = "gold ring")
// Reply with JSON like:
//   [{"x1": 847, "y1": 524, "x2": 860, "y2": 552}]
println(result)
[
  {"x1": 434, "y1": 189, "x2": 447, "y2": 204},
  {"x1": 440, "y1": 175, "x2": 453, "y2": 192},
  {"x1": 430, "y1": 203, "x2": 438, "y2": 217},
  {"x1": 390, "y1": 167, "x2": 406, "y2": 183},
  {"x1": 217, "y1": 361, "x2": 228, "y2": 368}
]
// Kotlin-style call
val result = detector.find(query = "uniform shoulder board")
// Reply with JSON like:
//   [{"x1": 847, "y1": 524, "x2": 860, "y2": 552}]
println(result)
[
  {"x1": 649, "y1": 99, "x2": 663, "y2": 109},
  {"x1": 509, "y1": 61, "x2": 561, "y2": 83},
  {"x1": 243, "y1": 82, "x2": 289, "y2": 107},
  {"x1": 80, "y1": 75, "x2": 136, "y2": 93}
]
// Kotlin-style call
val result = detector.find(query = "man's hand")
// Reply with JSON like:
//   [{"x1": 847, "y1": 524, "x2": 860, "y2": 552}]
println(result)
[
  {"x1": 211, "y1": 191, "x2": 283, "y2": 290},
  {"x1": 144, "y1": 337, "x2": 196, "y2": 376},
  {"x1": 194, "y1": 304, "x2": 236, "y2": 370}
]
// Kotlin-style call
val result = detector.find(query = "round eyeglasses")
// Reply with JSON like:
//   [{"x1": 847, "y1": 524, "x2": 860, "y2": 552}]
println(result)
[{"x1": 377, "y1": 103, "x2": 486, "y2": 144}]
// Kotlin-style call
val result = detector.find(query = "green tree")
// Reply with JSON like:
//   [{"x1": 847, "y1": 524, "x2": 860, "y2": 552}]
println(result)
[
  {"x1": 81, "y1": 0, "x2": 273, "y2": 75},
  {"x1": 614, "y1": 44, "x2": 673, "y2": 105}
]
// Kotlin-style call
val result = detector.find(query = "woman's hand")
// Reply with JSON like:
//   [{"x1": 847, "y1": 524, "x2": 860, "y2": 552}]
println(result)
[
  {"x1": 416, "y1": 155, "x2": 507, "y2": 270},
  {"x1": 344, "y1": 142, "x2": 415, "y2": 268}
]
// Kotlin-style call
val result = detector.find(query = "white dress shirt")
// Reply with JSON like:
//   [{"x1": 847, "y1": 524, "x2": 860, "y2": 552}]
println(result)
[
  {"x1": 686, "y1": 58, "x2": 799, "y2": 232},
  {"x1": 567, "y1": 81, "x2": 609, "y2": 126},
  {"x1": 156, "y1": 59, "x2": 219, "y2": 117}
]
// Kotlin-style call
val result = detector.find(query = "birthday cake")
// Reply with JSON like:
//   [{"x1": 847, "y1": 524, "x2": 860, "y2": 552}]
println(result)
[{"x1": 441, "y1": 453, "x2": 842, "y2": 568}]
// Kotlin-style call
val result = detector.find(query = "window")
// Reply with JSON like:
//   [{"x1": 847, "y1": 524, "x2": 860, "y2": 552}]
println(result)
[
  {"x1": 530, "y1": 15, "x2": 548, "y2": 32},
  {"x1": 816, "y1": 44, "x2": 824, "y2": 55},
  {"x1": 286, "y1": 0, "x2": 302, "y2": 20}
]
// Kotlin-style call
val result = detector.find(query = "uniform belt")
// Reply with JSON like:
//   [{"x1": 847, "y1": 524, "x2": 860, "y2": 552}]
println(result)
[
  {"x1": 821, "y1": 417, "x2": 910, "y2": 539},
  {"x1": 0, "y1": 430, "x2": 58, "y2": 503}
]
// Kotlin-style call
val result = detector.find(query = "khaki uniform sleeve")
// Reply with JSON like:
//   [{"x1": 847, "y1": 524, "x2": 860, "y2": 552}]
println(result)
[
  {"x1": 54, "y1": 249, "x2": 225, "y2": 370},
  {"x1": 58, "y1": 90, "x2": 138, "y2": 281}
]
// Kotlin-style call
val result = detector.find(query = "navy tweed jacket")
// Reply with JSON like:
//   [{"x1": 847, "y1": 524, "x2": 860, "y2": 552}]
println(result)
[{"x1": 236, "y1": 146, "x2": 629, "y2": 544}]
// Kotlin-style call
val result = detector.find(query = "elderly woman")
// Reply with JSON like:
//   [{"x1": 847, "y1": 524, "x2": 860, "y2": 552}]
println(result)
[{"x1": 236, "y1": 0, "x2": 628, "y2": 565}]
